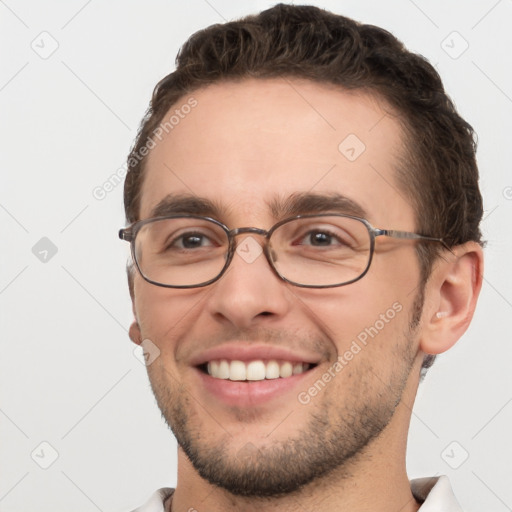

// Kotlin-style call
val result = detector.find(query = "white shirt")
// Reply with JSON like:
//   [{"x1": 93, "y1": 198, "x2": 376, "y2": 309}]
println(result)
[{"x1": 130, "y1": 475, "x2": 463, "y2": 511}]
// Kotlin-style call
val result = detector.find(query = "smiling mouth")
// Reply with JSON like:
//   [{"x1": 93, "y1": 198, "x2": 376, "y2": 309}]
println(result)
[{"x1": 199, "y1": 359, "x2": 317, "y2": 381}]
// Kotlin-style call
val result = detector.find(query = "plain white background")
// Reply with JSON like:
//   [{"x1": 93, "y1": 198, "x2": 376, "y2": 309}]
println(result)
[{"x1": 1, "y1": 1, "x2": 511, "y2": 510}]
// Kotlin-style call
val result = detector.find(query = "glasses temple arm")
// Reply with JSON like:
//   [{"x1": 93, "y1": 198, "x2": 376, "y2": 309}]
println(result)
[
  {"x1": 119, "y1": 228, "x2": 133, "y2": 242},
  {"x1": 376, "y1": 229, "x2": 449, "y2": 248}
]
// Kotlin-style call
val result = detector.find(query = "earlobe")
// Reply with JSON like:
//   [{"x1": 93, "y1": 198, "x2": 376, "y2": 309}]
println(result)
[
  {"x1": 129, "y1": 321, "x2": 142, "y2": 346},
  {"x1": 420, "y1": 242, "x2": 483, "y2": 356},
  {"x1": 129, "y1": 291, "x2": 142, "y2": 345}
]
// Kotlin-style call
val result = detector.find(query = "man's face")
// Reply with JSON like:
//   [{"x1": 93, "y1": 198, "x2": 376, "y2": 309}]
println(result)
[{"x1": 131, "y1": 78, "x2": 426, "y2": 496}]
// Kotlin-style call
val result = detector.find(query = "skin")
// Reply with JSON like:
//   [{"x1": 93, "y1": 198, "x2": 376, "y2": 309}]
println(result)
[{"x1": 128, "y1": 78, "x2": 483, "y2": 512}]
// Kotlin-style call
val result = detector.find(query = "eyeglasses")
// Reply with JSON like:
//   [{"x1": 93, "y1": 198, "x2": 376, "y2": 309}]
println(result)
[{"x1": 118, "y1": 214, "x2": 446, "y2": 289}]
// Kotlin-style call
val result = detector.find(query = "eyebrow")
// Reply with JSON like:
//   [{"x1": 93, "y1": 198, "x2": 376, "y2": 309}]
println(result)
[
  {"x1": 148, "y1": 192, "x2": 368, "y2": 221},
  {"x1": 268, "y1": 192, "x2": 368, "y2": 219},
  {"x1": 149, "y1": 194, "x2": 225, "y2": 218}
]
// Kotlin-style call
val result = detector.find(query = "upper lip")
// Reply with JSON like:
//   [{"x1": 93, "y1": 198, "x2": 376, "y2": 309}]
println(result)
[{"x1": 190, "y1": 343, "x2": 323, "y2": 367}]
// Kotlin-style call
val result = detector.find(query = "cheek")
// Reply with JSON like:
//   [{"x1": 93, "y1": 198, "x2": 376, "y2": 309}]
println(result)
[
  {"x1": 296, "y1": 273, "x2": 414, "y2": 361},
  {"x1": 134, "y1": 281, "x2": 206, "y2": 353}
]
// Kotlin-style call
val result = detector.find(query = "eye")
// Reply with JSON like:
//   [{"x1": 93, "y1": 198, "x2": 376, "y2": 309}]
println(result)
[
  {"x1": 277, "y1": 218, "x2": 360, "y2": 252},
  {"x1": 302, "y1": 230, "x2": 341, "y2": 246},
  {"x1": 170, "y1": 232, "x2": 215, "y2": 249},
  {"x1": 295, "y1": 228, "x2": 349, "y2": 248}
]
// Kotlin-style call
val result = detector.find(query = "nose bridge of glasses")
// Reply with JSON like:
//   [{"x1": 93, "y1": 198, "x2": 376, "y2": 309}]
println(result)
[
  {"x1": 230, "y1": 226, "x2": 269, "y2": 238},
  {"x1": 229, "y1": 226, "x2": 277, "y2": 266},
  {"x1": 230, "y1": 227, "x2": 274, "y2": 258}
]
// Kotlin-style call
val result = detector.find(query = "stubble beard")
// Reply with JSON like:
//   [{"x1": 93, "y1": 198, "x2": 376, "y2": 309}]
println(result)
[{"x1": 147, "y1": 291, "x2": 424, "y2": 498}]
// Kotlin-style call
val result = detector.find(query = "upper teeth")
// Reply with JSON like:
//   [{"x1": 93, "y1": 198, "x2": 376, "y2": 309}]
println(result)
[{"x1": 206, "y1": 360, "x2": 310, "y2": 381}]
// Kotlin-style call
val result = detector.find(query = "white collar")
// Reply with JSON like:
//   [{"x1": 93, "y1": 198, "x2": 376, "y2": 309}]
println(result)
[
  {"x1": 412, "y1": 476, "x2": 463, "y2": 511},
  {"x1": 133, "y1": 475, "x2": 463, "y2": 511}
]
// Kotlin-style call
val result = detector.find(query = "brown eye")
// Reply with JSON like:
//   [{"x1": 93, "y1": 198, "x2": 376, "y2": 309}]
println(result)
[{"x1": 171, "y1": 233, "x2": 214, "y2": 249}]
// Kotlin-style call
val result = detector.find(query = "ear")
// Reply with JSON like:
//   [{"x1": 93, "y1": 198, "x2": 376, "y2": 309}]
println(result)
[
  {"x1": 419, "y1": 241, "x2": 483, "y2": 356},
  {"x1": 127, "y1": 263, "x2": 143, "y2": 346},
  {"x1": 128, "y1": 287, "x2": 143, "y2": 346},
  {"x1": 129, "y1": 320, "x2": 142, "y2": 346}
]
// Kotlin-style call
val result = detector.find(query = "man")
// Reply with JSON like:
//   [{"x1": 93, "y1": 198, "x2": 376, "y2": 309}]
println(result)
[{"x1": 119, "y1": 4, "x2": 483, "y2": 511}]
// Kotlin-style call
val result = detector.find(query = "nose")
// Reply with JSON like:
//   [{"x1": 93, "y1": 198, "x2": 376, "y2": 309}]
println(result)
[{"x1": 205, "y1": 235, "x2": 292, "y2": 329}]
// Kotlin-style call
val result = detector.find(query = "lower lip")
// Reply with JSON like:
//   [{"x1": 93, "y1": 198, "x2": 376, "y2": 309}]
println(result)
[{"x1": 195, "y1": 367, "x2": 314, "y2": 407}]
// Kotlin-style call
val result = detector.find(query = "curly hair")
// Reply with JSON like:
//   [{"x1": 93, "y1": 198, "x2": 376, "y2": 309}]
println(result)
[{"x1": 123, "y1": 4, "x2": 484, "y2": 370}]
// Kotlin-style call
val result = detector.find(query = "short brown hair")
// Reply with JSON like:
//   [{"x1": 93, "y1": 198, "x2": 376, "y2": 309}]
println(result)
[{"x1": 123, "y1": 4, "x2": 484, "y2": 367}]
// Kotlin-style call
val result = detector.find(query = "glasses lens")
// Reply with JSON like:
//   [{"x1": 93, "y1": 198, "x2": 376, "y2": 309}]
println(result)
[
  {"x1": 134, "y1": 217, "x2": 229, "y2": 287},
  {"x1": 270, "y1": 216, "x2": 371, "y2": 286}
]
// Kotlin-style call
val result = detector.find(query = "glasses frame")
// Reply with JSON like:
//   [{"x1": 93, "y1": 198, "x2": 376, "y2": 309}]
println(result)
[{"x1": 119, "y1": 213, "x2": 447, "y2": 289}]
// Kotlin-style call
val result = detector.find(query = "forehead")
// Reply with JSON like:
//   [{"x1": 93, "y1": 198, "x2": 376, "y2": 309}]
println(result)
[{"x1": 140, "y1": 78, "x2": 414, "y2": 228}]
